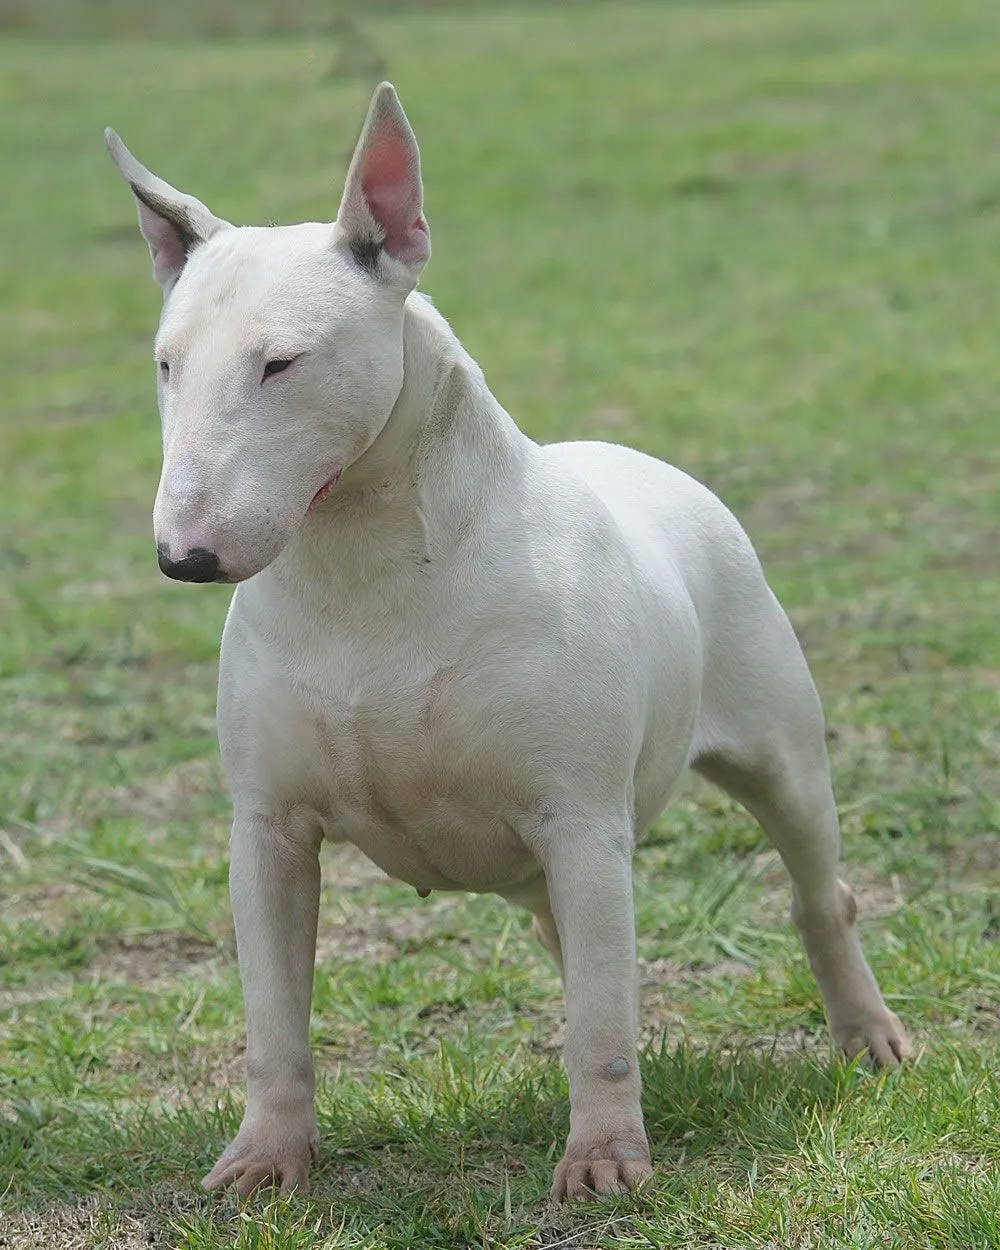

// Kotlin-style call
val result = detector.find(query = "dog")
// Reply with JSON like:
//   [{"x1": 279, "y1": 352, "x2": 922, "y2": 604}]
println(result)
[{"x1": 106, "y1": 82, "x2": 908, "y2": 1201}]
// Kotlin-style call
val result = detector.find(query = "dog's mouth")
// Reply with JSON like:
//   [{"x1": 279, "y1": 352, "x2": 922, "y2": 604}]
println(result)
[{"x1": 308, "y1": 465, "x2": 342, "y2": 510}]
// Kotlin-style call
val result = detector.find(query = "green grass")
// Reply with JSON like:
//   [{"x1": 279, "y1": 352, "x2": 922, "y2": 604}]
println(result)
[{"x1": 2, "y1": 1, "x2": 999, "y2": 1246}]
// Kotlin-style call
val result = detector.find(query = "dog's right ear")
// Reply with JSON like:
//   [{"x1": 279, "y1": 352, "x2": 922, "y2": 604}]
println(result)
[
  {"x1": 336, "y1": 83, "x2": 430, "y2": 286},
  {"x1": 105, "y1": 129, "x2": 231, "y2": 292}
]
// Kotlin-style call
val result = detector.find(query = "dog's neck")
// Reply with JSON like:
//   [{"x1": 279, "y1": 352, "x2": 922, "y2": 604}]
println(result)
[
  {"x1": 275, "y1": 293, "x2": 529, "y2": 590},
  {"x1": 342, "y1": 292, "x2": 516, "y2": 491}
]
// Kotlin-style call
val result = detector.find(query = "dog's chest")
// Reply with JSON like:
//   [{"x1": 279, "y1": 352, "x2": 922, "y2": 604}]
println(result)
[{"x1": 235, "y1": 645, "x2": 545, "y2": 895}]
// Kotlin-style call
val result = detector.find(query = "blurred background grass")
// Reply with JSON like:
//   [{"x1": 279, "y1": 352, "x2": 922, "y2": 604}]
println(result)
[
  {"x1": 0, "y1": 0, "x2": 507, "y2": 38},
  {"x1": 1, "y1": 2, "x2": 998, "y2": 1245}
]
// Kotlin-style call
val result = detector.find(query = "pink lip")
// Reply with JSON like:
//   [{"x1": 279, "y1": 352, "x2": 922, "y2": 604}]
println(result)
[{"x1": 308, "y1": 465, "x2": 342, "y2": 510}]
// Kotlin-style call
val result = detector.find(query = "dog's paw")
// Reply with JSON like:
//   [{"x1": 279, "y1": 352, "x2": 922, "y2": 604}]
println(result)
[
  {"x1": 552, "y1": 1128, "x2": 652, "y2": 1201},
  {"x1": 201, "y1": 1118, "x2": 319, "y2": 1197},
  {"x1": 834, "y1": 1009, "x2": 910, "y2": 1069}
]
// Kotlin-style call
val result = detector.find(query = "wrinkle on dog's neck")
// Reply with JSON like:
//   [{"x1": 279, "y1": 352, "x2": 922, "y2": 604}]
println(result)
[
  {"x1": 291, "y1": 293, "x2": 528, "y2": 581},
  {"x1": 346, "y1": 293, "x2": 522, "y2": 496}
]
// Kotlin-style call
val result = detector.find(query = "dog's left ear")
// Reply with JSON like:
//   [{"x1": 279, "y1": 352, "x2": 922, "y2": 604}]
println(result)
[
  {"x1": 105, "y1": 129, "x2": 232, "y2": 293},
  {"x1": 336, "y1": 82, "x2": 430, "y2": 284}
]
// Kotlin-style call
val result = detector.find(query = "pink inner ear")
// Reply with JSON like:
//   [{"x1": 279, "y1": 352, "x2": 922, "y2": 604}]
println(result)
[
  {"x1": 135, "y1": 199, "x2": 190, "y2": 286},
  {"x1": 360, "y1": 123, "x2": 429, "y2": 267}
]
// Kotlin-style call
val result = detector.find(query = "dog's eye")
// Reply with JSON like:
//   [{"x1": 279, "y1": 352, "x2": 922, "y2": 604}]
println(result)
[
  {"x1": 262, "y1": 358, "x2": 295, "y2": 380},
  {"x1": 158, "y1": 360, "x2": 170, "y2": 379}
]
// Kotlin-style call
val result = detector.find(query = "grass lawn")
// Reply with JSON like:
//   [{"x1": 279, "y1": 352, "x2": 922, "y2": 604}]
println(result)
[{"x1": 2, "y1": 1, "x2": 999, "y2": 1246}]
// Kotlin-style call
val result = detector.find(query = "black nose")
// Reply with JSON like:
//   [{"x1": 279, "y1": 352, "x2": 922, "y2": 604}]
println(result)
[{"x1": 157, "y1": 543, "x2": 225, "y2": 583}]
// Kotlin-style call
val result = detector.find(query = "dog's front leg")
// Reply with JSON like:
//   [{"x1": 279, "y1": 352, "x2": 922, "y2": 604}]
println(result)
[
  {"x1": 539, "y1": 817, "x2": 652, "y2": 1200},
  {"x1": 202, "y1": 813, "x2": 322, "y2": 1196}
]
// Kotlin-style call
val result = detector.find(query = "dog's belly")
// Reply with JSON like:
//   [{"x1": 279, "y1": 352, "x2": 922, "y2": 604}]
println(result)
[{"x1": 324, "y1": 799, "x2": 540, "y2": 895}]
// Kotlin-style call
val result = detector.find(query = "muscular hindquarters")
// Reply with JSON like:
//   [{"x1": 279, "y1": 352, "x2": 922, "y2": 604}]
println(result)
[{"x1": 543, "y1": 440, "x2": 818, "y2": 836}]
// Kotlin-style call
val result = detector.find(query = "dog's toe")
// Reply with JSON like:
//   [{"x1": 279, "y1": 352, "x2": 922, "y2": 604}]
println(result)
[
  {"x1": 202, "y1": 1152, "x2": 311, "y2": 1196},
  {"x1": 552, "y1": 1129, "x2": 652, "y2": 1202},
  {"x1": 835, "y1": 1009, "x2": 910, "y2": 1069},
  {"x1": 201, "y1": 1123, "x2": 317, "y2": 1196},
  {"x1": 553, "y1": 1155, "x2": 652, "y2": 1201}
]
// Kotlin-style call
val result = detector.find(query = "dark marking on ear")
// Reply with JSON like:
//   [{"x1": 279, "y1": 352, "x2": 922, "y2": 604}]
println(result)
[
  {"x1": 349, "y1": 233, "x2": 383, "y2": 276},
  {"x1": 130, "y1": 182, "x2": 201, "y2": 254}
]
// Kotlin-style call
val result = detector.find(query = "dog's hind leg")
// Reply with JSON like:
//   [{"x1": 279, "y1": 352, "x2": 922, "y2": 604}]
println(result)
[
  {"x1": 691, "y1": 593, "x2": 909, "y2": 1067},
  {"x1": 527, "y1": 892, "x2": 565, "y2": 981}
]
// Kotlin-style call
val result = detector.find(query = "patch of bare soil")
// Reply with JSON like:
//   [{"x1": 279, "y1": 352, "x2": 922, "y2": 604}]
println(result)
[
  {"x1": 0, "y1": 931, "x2": 223, "y2": 1014},
  {"x1": 0, "y1": 1189, "x2": 202, "y2": 1250},
  {"x1": 0, "y1": 1206, "x2": 150, "y2": 1250},
  {"x1": 956, "y1": 832, "x2": 1000, "y2": 875},
  {"x1": 103, "y1": 754, "x2": 225, "y2": 826},
  {"x1": 4, "y1": 878, "x2": 95, "y2": 926},
  {"x1": 314, "y1": 843, "x2": 463, "y2": 963},
  {"x1": 113, "y1": 1039, "x2": 250, "y2": 1108},
  {"x1": 638, "y1": 959, "x2": 756, "y2": 1047},
  {"x1": 849, "y1": 873, "x2": 907, "y2": 920},
  {"x1": 0, "y1": 977, "x2": 78, "y2": 1013},
  {"x1": 972, "y1": 1000, "x2": 1000, "y2": 1033},
  {"x1": 89, "y1": 930, "x2": 220, "y2": 986},
  {"x1": 737, "y1": 1023, "x2": 828, "y2": 1057},
  {"x1": 640, "y1": 957, "x2": 753, "y2": 988}
]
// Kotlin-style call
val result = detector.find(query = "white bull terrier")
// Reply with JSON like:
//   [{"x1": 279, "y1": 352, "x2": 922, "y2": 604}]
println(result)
[{"x1": 106, "y1": 83, "x2": 908, "y2": 1201}]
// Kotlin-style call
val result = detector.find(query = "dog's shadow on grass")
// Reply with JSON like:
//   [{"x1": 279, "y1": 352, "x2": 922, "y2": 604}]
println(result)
[
  {"x1": 253, "y1": 1042, "x2": 872, "y2": 1209},
  {"x1": 638, "y1": 1040, "x2": 866, "y2": 1167},
  {"x1": 4, "y1": 1044, "x2": 880, "y2": 1240}
]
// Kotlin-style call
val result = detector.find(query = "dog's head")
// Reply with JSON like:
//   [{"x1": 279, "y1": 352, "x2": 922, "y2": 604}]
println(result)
[{"x1": 107, "y1": 83, "x2": 430, "y2": 583}]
